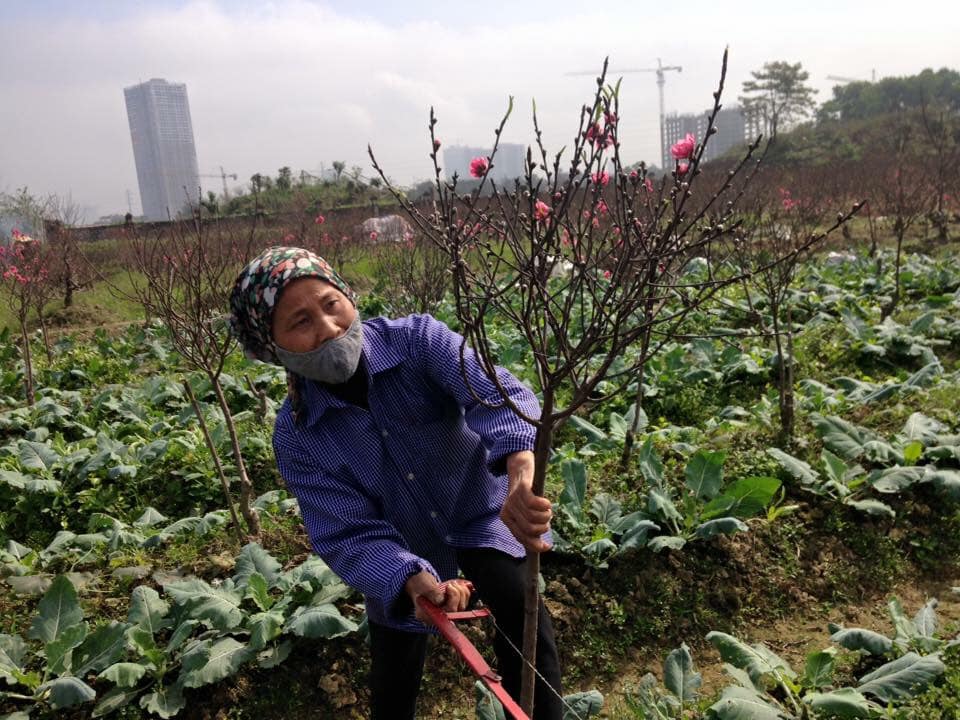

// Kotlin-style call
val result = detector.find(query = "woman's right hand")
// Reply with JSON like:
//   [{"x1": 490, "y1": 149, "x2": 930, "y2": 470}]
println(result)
[{"x1": 404, "y1": 571, "x2": 472, "y2": 626}]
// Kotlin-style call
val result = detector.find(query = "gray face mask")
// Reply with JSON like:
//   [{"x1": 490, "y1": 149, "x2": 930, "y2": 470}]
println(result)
[{"x1": 275, "y1": 315, "x2": 364, "y2": 384}]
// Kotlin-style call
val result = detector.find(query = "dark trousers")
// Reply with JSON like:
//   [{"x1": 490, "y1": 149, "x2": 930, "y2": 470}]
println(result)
[{"x1": 369, "y1": 547, "x2": 563, "y2": 719}]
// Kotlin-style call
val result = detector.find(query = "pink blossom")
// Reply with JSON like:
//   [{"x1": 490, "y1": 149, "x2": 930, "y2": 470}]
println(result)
[
  {"x1": 676, "y1": 162, "x2": 690, "y2": 176},
  {"x1": 603, "y1": 270, "x2": 612, "y2": 279},
  {"x1": 629, "y1": 170, "x2": 639, "y2": 182},
  {"x1": 585, "y1": 122, "x2": 613, "y2": 148},
  {"x1": 596, "y1": 199, "x2": 609, "y2": 215},
  {"x1": 433, "y1": 139, "x2": 442, "y2": 151},
  {"x1": 469, "y1": 156, "x2": 490, "y2": 178},
  {"x1": 644, "y1": 178, "x2": 654, "y2": 193},
  {"x1": 604, "y1": 111, "x2": 618, "y2": 127},
  {"x1": 283, "y1": 233, "x2": 296, "y2": 243},
  {"x1": 671, "y1": 133, "x2": 696, "y2": 160},
  {"x1": 314, "y1": 214, "x2": 325, "y2": 225},
  {"x1": 533, "y1": 200, "x2": 551, "y2": 221},
  {"x1": 370, "y1": 231, "x2": 379, "y2": 241},
  {"x1": 591, "y1": 171, "x2": 610, "y2": 187}
]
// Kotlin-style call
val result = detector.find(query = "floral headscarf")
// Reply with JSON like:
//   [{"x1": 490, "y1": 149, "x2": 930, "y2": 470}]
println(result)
[{"x1": 229, "y1": 246, "x2": 356, "y2": 364}]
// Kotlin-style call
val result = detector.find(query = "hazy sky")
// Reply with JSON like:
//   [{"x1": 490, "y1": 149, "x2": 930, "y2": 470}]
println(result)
[{"x1": 1, "y1": 0, "x2": 957, "y2": 221}]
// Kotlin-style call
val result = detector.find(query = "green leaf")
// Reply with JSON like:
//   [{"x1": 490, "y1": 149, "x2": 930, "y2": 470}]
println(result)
[
  {"x1": 707, "y1": 685, "x2": 784, "y2": 719},
  {"x1": 647, "y1": 535, "x2": 686, "y2": 553},
  {"x1": 861, "y1": 441, "x2": 904, "y2": 465},
  {"x1": 37, "y1": 676, "x2": 96, "y2": 709},
  {"x1": 99, "y1": 662, "x2": 149, "y2": 688},
  {"x1": 245, "y1": 572, "x2": 273, "y2": 611},
  {"x1": 559, "y1": 460, "x2": 588, "y2": 522},
  {"x1": 685, "y1": 451, "x2": 725, "y2": 500},
  {"x1": 0, "y1": 633, "x2": 28, "y2": 684},
  {"x1": 474, "y1": 680, "x2": 507, "y2": 720},
  {"x1": 702, "y1": 477, "x2": 780, "y2": 520},
  {"x1": 612, "y1": 515, "x2": 658, "y2": 553},
  {"x1": 284, "y1": 603, "x2": 359, "y2": 639},
  {"x1": 694, "y1": 518, "x2": 749, "y2": 539},
  {"x1": 562, "y1": 689, "x2": 604, "y2": 718},
  {"x1": 28, "y1": 576, "x2": 83, "y2": 644},
  {"x1": 128, "y1": 586, "x2": 170, "y2": 634},
  {"x1": 857, "y1": 652, "x2": 944, "y2": 701},
  {"x1": 844, "y1": 499, "x2": 896, "y2": 518},
  {"x1": 18, "y1": 441, "x2": 60, "y2": 473},
  {"x1": 913, "y1": 599, "x2": 938, "y2": 638},
  {"x1": 179, "y1": 637, "x2": 253, "y2": 688},
  {"x1": 0, "y1": 711, "x2": 33, "y2": 720},
  {"x1": 5, "y1": 575, "x2": 53, "y2": 596},
  {"x1": 804, "y1": 688, "x2": 874, "y2": 718},
  {"x1": 127, "y1": 627, "x2": 164, "y2": 668},
  {"x1": 811, "y1": 414, "x2": 879, "y2": 460},
  {"x1": 830, "y1": 628, "x2": 893, "y2": 655},
  {"x1": 45, "y1": 622, "x2": 88, "y2": 675},
  {"x1": 247, "y1": 611, "x2": 284, "y2": 650},
  {"x1": 588, "y1": 493, "x2": 622, "y2": 528},
  {"x1": 664, "y1": 643, "x2": 700, "y2": 702},
  {"x1": 869, "y1": 466, "x2": 925, "y2": 494},
  {"x1": 257, "y1": 639, "x2": 293, "y2": 669},
  {"x1": 73, "y1": 621, "x2": 130, "y2": 676},
  {"x1": 926, "y1": 468, "x2": 960, "y2": 500},
  {"x1": 802, "y1": 648, "x2": 836, "y2": 689},
  {"x1": 92, "y1": 685, "x2": 141, "y2": 717},
  {"x1": 900, "y1": 413, "x2": 942, "y2": 445},
  {"x1": 139, "y1": 681, "x2": 185, "y2": 718},
  {"x1": 234, "y1": 543, "x2": 282, "y2": 588},
  {"x1": 902, "y1": 441, "x2": 923, "y2": 464},
  {"x1": 163, "y1": 578, "x2": 243, "y2": 631},
  {"x1": 647, "y1": 488, "x2": 682, "y2": 523},
  {"x1": 134, "y1": 507, "x2": 168, "y2": 528},
  {"x1": 706, "y1": 632, "x2": 794, "y2": 685},
  {"x1": 766, "y1": 448, "x2": 819, "y2": 486},
  {"x1": 638, "y1": 436, "x2": 664, "y2": 485}
]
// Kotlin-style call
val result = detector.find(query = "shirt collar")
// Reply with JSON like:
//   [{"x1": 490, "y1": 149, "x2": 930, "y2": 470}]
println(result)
[{"x1": 297, "y1": 318, "x2": 404, "y2": 426}]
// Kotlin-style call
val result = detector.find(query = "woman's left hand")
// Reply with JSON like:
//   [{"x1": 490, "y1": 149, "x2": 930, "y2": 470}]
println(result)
[{"x1": 501, "y1": 451, "x2": 553, "y2": 553}]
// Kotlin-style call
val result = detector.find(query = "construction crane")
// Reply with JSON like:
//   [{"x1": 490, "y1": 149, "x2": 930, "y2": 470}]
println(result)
[
  {"x1": 199, "y1": 166, "x2": 239, "y2": 200},
  {"x1": 566, "y1": 58, "x2": 682, "y2": 169}
]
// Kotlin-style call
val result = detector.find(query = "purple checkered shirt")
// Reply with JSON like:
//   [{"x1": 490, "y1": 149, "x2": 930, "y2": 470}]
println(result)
[{"x1": 272, "y1": 314, "x2": 540, "y2": 631}]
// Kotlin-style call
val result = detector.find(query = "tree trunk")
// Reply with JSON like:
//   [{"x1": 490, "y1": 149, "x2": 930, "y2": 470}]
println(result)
[
  {"x1": 19, "y1": 319, "x2": 35, "y2": 406},
  {"x1": 520, "y1": 397, "x2": 555, "y2": 717},
  {"x1": 881, "y1": 228, "x2": 905, "y2": 320},
  {"x1": 210, "y1": 374, "x2": 261, "y2": 536},
  {"x1": 771, "y1": 303, "x2": 792, "y2": 446},
  {"x1": 183, "y1": 380, "x2": 244, "y2": 540}
]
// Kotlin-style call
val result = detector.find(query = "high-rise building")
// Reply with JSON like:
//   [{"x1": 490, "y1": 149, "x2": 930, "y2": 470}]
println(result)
[
  {"x1": 663, "y1": 107, "x2": 760, "y2": 168},
  {"x1": 124, "y1": 79, "x2": 200, "y2": 221},
  {"x1": 443, "y1": 143, "x2": 525, "y2": 184}
]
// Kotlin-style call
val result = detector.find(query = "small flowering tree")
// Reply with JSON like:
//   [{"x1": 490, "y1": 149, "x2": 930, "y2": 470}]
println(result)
[
  {"x1": 371, "y1": 51, "x2": 817, "y2": 714},
  {"x1": 0, "y1": 231, "x2": 51, "y2": 405},
  {"x1": 114, "y1": 215, "x2": 263, "y2": 536},
  {"x1": 731, "y1": 167, "x2": 861, "y2": 445},
  {"x1": 372, "y1": 227, "x2": 450, "y2": 316}
]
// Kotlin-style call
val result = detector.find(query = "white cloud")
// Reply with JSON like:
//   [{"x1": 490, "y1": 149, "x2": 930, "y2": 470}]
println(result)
[{"x1": 0, "y1": 0, "x2": 956, "y2": 219}]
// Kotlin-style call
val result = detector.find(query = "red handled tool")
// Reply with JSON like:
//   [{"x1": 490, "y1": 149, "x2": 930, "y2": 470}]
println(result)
[{"x1": 416, "y1": 595, "x2": 531, "y2": 720}]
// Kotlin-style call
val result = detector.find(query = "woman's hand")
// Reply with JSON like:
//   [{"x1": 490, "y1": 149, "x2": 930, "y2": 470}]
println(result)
[
  {"x1": 500, "y1": 450, "x2": 553, "y2": 553},
  {"x1": 404, "y1": 571, "x2": 473, "y2": 626}
]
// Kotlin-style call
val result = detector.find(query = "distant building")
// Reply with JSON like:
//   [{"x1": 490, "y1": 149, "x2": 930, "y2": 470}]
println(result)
[
  {"x1": 663, "y1": 106, "x2": 760, "y2": 167},
  {"x1": 124, "y1": 78, "x2": 200, "y2": 221},
  {"x1": 443, "y1": 143, "x2": 525, "y2": 184}
]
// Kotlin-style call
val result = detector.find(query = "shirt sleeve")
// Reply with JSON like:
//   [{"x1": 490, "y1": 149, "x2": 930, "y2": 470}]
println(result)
[
  {"x1": 408, "y1": 314, "x2": 540, "y2": 470},
  {"x1": 273, "y1": 416, "x2": 439, "y2": 621}
]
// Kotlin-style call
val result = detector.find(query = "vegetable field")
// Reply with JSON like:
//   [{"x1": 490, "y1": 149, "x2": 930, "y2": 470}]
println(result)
[{"x1": 1, "y1": 236, "x2": 959, "y2": 719}]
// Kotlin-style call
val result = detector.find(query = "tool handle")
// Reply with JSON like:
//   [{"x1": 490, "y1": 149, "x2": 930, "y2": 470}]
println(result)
[{"x1": 416, "y1": 596, "x2": 531, "y2": 720}]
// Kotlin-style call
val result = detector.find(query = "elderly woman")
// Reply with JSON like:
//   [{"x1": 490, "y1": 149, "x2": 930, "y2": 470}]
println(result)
[{"x1": 229, "y1": 246, "x2": 563, "y2": 719}]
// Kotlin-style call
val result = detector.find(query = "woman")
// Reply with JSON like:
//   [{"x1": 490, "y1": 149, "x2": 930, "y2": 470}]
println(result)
[{"x1": 229, "y1": 246, "x2": 563, "y2": 719}]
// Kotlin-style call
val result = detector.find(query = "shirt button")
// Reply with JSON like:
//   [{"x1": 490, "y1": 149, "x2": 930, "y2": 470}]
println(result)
[
  {"x1": 381, "y1": 429, "x2": 389, "y2": 437},
  {"x1": 430, "y1": 511, "x2": 438, "y2": 518},
  {"x1": 444, "y1": 535, "x2": 453, "y2": 543},
  {"x1": 406, "y1": 472, "x2": 415, "y2": 481}
]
